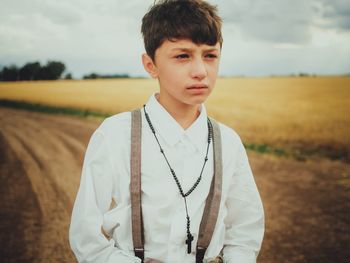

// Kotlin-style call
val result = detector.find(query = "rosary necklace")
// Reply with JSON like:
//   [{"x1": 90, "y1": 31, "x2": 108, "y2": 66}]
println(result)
[{"x1": 143, "y1": 104, "x2": 213, "y2": 254}]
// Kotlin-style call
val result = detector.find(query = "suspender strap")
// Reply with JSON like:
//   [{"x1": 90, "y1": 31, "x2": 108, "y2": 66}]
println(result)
[
  {"x1": 196, "y1": 118, "x2": 223, "y2": 261},
  {"x1": 130, "y1": 109, "x2": 144, "y2": 260},
  {"x1": 130, "y1": 109, "x2": 223, "y2": 263}
]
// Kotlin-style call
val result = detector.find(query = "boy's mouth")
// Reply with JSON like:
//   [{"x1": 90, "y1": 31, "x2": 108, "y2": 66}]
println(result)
[{"x1": 187, "y1": 84, "x2": 209, "y2": 90}]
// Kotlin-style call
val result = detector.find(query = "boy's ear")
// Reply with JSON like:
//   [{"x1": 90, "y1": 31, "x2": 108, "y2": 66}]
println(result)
[{"x1": 142, "y1": 53, "x2": 158, "y2": 78}]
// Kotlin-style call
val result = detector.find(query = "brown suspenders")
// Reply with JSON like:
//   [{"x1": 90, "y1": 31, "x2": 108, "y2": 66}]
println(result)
[
  {"x1": 130, "y1": 108, "x2": 223, "y2": 262},
  {"x1": 130, "y1": 109, "x2": 144, "y2": 259}
]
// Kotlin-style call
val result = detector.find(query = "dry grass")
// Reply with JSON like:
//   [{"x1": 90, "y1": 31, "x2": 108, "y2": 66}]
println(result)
[
  {"x1": 0, "y1": 76, "x2": 349, "y2": 160},
  {"x1": 207, "y1": 77, "x2": 350, "y2": 158},
  {"x1": 0, "y1": 78, "x2": 158, "y2": 113}
]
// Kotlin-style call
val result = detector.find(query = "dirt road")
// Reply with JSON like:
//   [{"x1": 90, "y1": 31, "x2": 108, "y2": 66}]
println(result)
[{"x1": 0, "y1": 107, "x2": 349, "y2": 263}]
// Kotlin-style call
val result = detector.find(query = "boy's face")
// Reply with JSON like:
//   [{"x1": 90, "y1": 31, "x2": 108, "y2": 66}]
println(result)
[{"x1": 142, "y1": 38, "x2": 221, "y2": 107}]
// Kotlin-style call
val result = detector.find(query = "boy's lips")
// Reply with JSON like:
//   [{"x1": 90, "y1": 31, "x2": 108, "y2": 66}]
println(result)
[
  {"x1": 186, "y1": 84, "x2": 209, "y2": 95},
  {"x1": 187, "y1": 84, "x2": 209, "y2": 90}
]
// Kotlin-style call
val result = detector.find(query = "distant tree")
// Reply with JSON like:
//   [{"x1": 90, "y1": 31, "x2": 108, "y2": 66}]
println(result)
[
  {"x1": 0, "y1": 60, "x2": 67, "y2": 81},
  {"x1": 35, "y1": 61, "x2": 66, "y2": 80},
  {"x1": 35, "y1": 66, "x2": 49, "y2": 80},
  {"x1": 83, "y1": 73, "x2": 98, "y2": 79},
  {"x1": 50, "y1": 61, "x2": 65, "y2": 79},
  {"x1": 83, "y1": 72, "x2": 130, "y2": 79},
  {"x1": 65, "y1": 73, "x2": 73, "y2": 79},
  {"x1": 46, "y1": 61, "x2": 66, "y2": 80},
  {"x1": 19, "y1": 62, "x2": 41, "y2": 80},
  {"x1": 2, "y1": 65, "x2": 19, "y2": 81}
]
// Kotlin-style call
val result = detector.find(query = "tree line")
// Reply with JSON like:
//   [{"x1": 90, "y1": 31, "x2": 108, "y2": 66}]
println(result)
[
  {"x1": 0, "y1": 61, "x2": 69, "y2": 81},
  {"x1": 83, "y1": 73, "x2": 130, "y2": 79}
]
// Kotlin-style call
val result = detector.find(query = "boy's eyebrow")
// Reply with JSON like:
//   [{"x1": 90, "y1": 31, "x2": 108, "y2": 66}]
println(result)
[{"x1": 170, "y1": 47, "x2": 219, "y2": 52}]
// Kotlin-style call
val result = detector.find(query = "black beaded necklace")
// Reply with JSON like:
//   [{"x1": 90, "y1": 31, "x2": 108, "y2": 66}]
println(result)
[{"x1": 143, "y1": 104, "x2": 213, "y2": 254}]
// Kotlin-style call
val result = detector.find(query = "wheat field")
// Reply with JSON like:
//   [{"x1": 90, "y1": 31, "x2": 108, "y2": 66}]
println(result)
[{"x1": 0, "y1": 77, "x2": 349, "y2": 159}]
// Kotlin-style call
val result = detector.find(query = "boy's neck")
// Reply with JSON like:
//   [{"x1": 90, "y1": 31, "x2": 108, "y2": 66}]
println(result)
[{"x1": 156, "y1": 93, "x2": 200, "y2": 130}]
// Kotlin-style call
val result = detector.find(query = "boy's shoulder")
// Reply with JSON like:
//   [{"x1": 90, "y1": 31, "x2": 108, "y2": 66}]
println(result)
[
  {"x1": 212, "y1": 118, "x2": 246, "y2": 158},
  {"x1": 212, "y1": 118, "x2": 242, "y2": 144},
  {"x1": 209, "y1": 119, "x2": 249, "y2": 172},
  {"x1": 94, "y1": 110, "x2": 132, "y2": 139}
]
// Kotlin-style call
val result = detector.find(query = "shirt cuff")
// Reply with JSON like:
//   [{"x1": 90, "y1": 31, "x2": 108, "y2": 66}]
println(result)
[
  {"x1": 107, "y1": 249, "x2": 142, "y2": 263},
  {"x1": 223, "y1": 247, "x2": 257, "y2": 263}
]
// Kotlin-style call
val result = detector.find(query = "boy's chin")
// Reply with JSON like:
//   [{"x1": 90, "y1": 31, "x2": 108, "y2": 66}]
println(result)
[{"x1": 185, "y1": 95, "x2": 209, "y2": 106}]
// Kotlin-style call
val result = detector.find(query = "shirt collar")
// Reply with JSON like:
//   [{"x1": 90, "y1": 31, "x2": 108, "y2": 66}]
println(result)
[{"x1": 143, "y1": 93, "x2": 209, "y2": 151}]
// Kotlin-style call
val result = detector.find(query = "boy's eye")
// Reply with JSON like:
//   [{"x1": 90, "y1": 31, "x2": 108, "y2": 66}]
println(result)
[
  {"x1": 205, "y1": 54, "x2": 218, "y2": 59},
  {"x1": 175, "y1": 54, "x2": 189, "y2": 59}
]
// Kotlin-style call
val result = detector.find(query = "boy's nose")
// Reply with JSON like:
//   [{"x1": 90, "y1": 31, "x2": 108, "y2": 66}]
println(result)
[{"x1": 190, "y1": 59, "x2": 207, "y2": 80}]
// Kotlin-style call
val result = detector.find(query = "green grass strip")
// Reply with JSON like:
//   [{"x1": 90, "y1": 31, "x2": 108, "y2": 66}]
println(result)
[
  {"x1": 244, "y1": 142, "x2": 287, "y2": 157},
  {"x1": 0, "y1": 99, "x2": 111, "y2": 119}
]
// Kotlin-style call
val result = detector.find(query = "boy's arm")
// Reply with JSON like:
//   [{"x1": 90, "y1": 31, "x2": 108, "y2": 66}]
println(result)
[
  {"x1": 69, "y1": 130, "x2": 140, "y2": 263},
  {"x1": 223, "y1": 137, "x2": 265, "y2": 263}
]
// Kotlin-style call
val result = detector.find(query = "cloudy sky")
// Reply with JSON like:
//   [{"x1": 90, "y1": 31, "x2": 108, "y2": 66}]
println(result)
[{"x1": 1, "y1": 0, "x2": 349, "y2": 78}]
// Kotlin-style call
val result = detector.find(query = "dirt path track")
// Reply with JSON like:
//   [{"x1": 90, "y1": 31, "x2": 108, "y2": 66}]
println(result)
[
  {"x1": 0, "y1": 107, "x2": 349, "y2": 263},
  {"x1": 0, "y1": 107, "x2": 98, "y2": 262}
]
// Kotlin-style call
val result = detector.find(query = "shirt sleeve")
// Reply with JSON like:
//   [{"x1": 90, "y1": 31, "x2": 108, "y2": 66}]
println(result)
[
  {"x1": 69, "y1": 130, "x2": 140, "y2": 263},
  {"x1": 223, "y1": 137, "x2": 265, "y2": 263}
]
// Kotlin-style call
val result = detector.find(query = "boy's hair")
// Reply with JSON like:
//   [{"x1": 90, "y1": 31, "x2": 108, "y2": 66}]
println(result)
[{"x1": 141, "y1": 0, "x2": 223, "y2": 62}]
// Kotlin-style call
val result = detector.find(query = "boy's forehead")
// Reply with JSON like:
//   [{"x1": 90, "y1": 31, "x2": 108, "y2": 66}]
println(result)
[{"x1": 161, "y1": 39, "x2": 220, "y2": 52}]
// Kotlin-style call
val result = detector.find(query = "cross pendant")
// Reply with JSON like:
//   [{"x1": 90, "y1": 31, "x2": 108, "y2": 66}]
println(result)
[{"x1": 185, "y1": 233, "x2": 194, "y2": 254}]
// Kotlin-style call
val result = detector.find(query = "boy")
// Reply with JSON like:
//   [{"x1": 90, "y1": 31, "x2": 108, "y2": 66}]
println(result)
[{"x1": 69, "y1": 0, "x2": 264, "y2": 263}]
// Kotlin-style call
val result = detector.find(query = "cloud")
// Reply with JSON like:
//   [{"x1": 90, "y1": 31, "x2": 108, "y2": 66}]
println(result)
[
  {"x1": 0, "y1": 0, "x2": 150, "y2": 72},
  {"x1": 317, "y1": 0, "x2": 350, "y2": 31},
  {"x1": 0, "y1": 0, "x2": 82, "y2": 26},
  {"x1": 214, "y1": 0, "x2": 350, "y2": 45},
  {"x1": 215, "y1": 0, "x2": 317, "y2": 44}
]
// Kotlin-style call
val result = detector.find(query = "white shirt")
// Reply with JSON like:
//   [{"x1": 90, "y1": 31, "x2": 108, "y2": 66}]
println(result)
[{"x1": 69, "y1": 93, "x2": 265, "y2": 263}]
